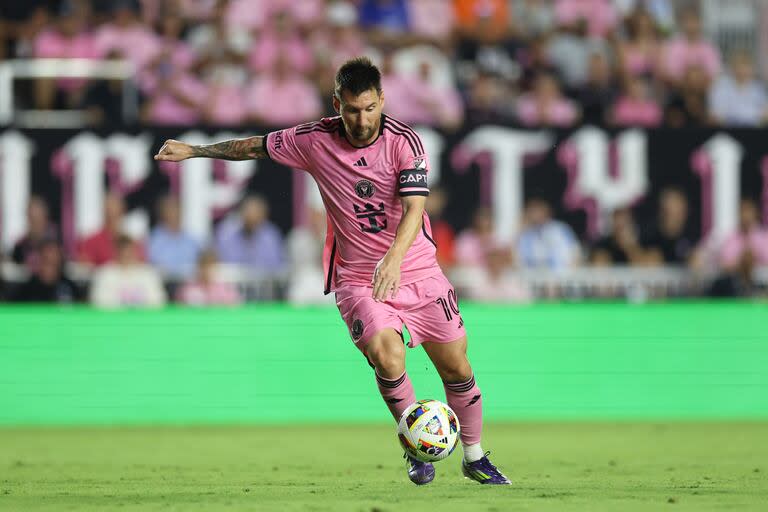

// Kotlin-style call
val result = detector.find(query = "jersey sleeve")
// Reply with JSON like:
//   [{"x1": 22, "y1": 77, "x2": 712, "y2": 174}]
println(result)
[
  {"x1": 264, "y1": 126, "x2": 312, "y2": 172},
  {"x1": 395, "y1": 133, "x2": 429, "y2": 197}
]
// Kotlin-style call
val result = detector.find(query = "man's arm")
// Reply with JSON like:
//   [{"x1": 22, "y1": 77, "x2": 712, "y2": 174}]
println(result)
[
  {"x1": 154, "y1": 136, "x2": 267, "y2": 162},
  {"x1": 371, "y1": 195, "x2": 427, "y2": 301}
]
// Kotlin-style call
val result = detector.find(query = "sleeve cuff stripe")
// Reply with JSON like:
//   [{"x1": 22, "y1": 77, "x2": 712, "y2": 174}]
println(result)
[{"x1": 399, "y1": 191, "x2": 429, "y2": 197}]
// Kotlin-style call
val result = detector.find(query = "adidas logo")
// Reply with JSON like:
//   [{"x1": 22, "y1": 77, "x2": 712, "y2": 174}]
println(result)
[{"x1": 353, "y1": 156, "x2": 369, "y2": 167}]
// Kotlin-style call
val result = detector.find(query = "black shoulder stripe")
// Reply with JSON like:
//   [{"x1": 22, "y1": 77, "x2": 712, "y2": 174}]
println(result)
[
  {"x1": 383, "y1": 126, "x2": 418, "y2": 156},
  {"x1": 386, "y1": 117, "x2": 424, "y2": 154},
  {"x1": 296, "y1": 125, "x2": 338, "y2": 137},
  {"x1": 296, "y1": 119, "x2": 339, "y2": 135}
]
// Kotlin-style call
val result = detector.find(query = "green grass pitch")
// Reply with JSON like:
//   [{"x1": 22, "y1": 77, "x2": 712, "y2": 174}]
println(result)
[{"x1": 1, "y1": 422, "x2": 766, "y2": 511}]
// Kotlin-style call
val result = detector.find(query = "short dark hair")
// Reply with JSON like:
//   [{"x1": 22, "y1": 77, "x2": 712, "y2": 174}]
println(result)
[{"x1": 334, "y1": 57, "x2": 382, "y2": 99}]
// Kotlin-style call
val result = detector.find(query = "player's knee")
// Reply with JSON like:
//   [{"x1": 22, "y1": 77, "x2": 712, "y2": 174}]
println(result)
[
  {"x1": 439, "y1": 358, "x2": 473, "y2": 384},
  {"x1": 365, "y1": 334, "x2": 405, "y2": 377}
]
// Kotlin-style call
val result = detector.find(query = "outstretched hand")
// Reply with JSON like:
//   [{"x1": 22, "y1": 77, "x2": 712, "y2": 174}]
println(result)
[{"x1": 154, "y1": 139, "x2": 194, "y2": 162}]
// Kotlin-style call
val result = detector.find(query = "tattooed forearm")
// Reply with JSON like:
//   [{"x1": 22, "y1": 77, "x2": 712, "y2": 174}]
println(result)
[{"x1": 190, "y1": 136, "x2": 266, "y2": 160}]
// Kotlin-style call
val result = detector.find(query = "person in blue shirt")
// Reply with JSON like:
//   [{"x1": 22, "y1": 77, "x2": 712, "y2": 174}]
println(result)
[{"x1": 147, "y1": 196, "x2": 201, "y2": 280}]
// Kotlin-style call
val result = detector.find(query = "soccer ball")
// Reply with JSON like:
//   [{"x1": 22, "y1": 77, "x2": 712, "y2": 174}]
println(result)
[{"x1": 397, "y1": 399, "x2": 460, "y2": 462}]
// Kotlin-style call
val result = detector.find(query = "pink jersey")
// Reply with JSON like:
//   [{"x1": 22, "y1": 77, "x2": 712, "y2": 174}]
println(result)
[{"x1": 264, "y1": 115, "x2": 440, "y2": 293}]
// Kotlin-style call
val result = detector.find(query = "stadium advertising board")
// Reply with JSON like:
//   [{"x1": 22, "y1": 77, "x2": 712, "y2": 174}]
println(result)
[{"x1": 1, "y1": 125, "x2": 766, "y2": 253}]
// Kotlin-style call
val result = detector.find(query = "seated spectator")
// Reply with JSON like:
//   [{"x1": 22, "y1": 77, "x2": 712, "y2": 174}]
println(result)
[
  {"x1": 553, "y1": 0, "x2": 619, "y2": 38},
  {"x1": 665, "y1": 65, "x2": 712, "y2": 128},
  {"x1": 200, "y1": 65, "x2": 248, "y2": 126},
  {"x1": 310, "y1": 3, "x2": 366, "y2": 72},
  {"x1": 642, "y1": 187, "x2": 695, "y2": 265},
  {"x1": 406, "y1": 0, "x2": 455, "y2": 45},
  {"x1": 455, "y1": 5, "x2": 520, "y2": 84},
  {"x1": 285, "y1": 207, "x2": 334, "y2": 305},
  {"x1": 147, "y1": 196, "x2": 200, "y2": 280},
  {"x1": 33, "y1": 3, "x2": 101, "y2": 110},
  {"x1": 546, "y1": 19, "x2": 610, "y2": 89},
  {"x1": 139, "y1": 14, "x2": 196, "y2": 96},
  {"x1": 708, "y1": 243, "x2": 762, "y2": 298},
  {"x1": 425, "y1": 187, "x2": 456, "y2": 269},
  {"x1": 613, "y1": 0, "x2": 675, "y2": 33},
  {"x1": 463, "y1": 247, "x2": 530, "y2": 303},
  {"x1": 464, "y1": 70, "x2": 516, "y2": 124},
  {"x1": 186, "y1": 0, "x2": 250, "y2": 81},
  {"x1": 77, "y1": 193, "x2": 139, "y2": 266},
  {"x1": 709, "y1": 52, "x2": 768, "y2": 127},
  {"x1": 515, "y1": 197, "x2": 581, "y2": 270},
  {"x1": 12, "y1": 240, "x2": 82, "y2": 303},
  {"x1": 360, "y1": 0, "x2": 412, "y2": 45},
  {"x1": 455, "y1": 207, "x2": 505, "y2": 267},
  {"x1": 225, "y1": 0, "x2": 324, "y2": 32},
  {"x1": 453, "y1": 0, "x2": 510, "y2": 41},
  {"x1": 215, "y1": 195, "x2": 287, "y2": 277},
  {"x1": 94, "y1": 1, "x2": 160, "y2": 72},
  {"x1": 141, "y1": 71, "x2": 207, "y2": 126},
  {"x1": 381, "y1": 51, "x2": 463, "y2": 130},
  {"x1": 516, "y1": 73, "x2": 580, "y2": 127},
  {"x1": 591, "y1": 208, "x2": 648, "y2": 265},
  {"x1": 514, "y1": 0, "x2": 555, "y2": 39},
  {"x1": 610, "y1": 76, "x2": 662, "y2": 127},
  {"x1": 660, "y1": 7, "x2": 721, "y2": 85},
  {"x1": 90, "y1": 235, "x2": 166, "y2": 309},
  {"x1": 616, "y1": 8, "x2": 661, "y2": 80},
  {"x1": 176, "y1": 249, "x2": 242, "y2": 306},
  {"x1": 718, "y1": 198, "x2": 768, "y2": 271},
  {"x1": 245, "y1": 53, "x2": 321, "y2": 126},
  {"x1": 578, "y1": 52, "x2": 618, "y2": 125},
  {"x1": 12, "y1": 196, "x2": 57, "y2": 272},
  {"x1": 248, "y1": 10, "x2": 314, "y2": 75}
]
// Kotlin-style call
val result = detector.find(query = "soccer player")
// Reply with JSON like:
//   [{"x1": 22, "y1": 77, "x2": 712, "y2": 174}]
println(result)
[{"x1": 154, "y1": 57, "x2": 511, "y2": 486}]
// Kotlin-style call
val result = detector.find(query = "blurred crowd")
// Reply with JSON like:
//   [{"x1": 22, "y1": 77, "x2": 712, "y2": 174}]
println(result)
[
  {"x1": 1, "y1": 184, "x2": 767, "y2": 307},
  {"x1": 1, "y1": 0, "x2": 767, "y2": 306},
  {"x1": 1, "y1": 0, "x2": 768, "y2": 128}
]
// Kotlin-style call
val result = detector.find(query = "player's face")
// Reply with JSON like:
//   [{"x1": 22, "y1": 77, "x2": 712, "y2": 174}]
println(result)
[{"x1": 334, "y1": 88, "x2": 384, "y2": 146}]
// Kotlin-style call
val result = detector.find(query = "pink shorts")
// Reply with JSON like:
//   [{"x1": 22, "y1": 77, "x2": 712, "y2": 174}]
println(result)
[{"x1": 335, "y1": 272, "x2": 466, "y2": 350}]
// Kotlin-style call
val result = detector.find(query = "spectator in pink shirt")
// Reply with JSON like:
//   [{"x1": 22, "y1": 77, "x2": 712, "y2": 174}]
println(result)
[
  {"x1": 381, "y1": 52, "x2": 463, "y2": 130},
  {"x1": 94, "y1": 2, "x2": 161, "y2": 72},
  {"x1": 554, "y1": 0, "x2": 619, "y2": 38},
  {"x1": 661, "y1": 8, "x2": 721, "y2": 85},
  {"x1": 455, "y1": 207, "x2": 507, "y2": 268},
  {"x1": 617, "y1": 8, "x2": 662, "y2": 79},
  {"x1": 719, "y1": 199, "x2": 768, "y2": 271},
  {"x1": 611, "y1": 77, "x2": 662, "y2": 127},
  {"x1": 141, "y1": 72, "x2": 207, "y2": 126},
  {"x1": 186, "y1": 0, "x2": 250, "y2": 69},
  {"x1": 407, "y1": 0, "x2": 455, "y2": 46},
  {"x1": 311, "y1": 3, "x2": 367, "y2": 72},
  {"x1": 176, "y1": 249, "x2": 242, "y2": 306},
  {"x1": 516, "y1": 73, "x2": 581, "y2": 127},
  {"x1": 245, "y1": 54, "x2": 321, "y2": 127},
  {"x1": 248, "y1": 10, "x2": 315, "y2": 75},
  {"x1": 139, "y1": 14, "x2": 196, "y2": 95},
  {"x1": 200, "y1": 65, "x2": 248, "y2": 126},
  {"x1": 33, "y1": 4, "x2": 101, "y2": 109}
]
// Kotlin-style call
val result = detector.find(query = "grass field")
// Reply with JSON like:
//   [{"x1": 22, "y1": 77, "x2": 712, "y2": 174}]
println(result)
[{"x1": 1, "y1": 422, "x2": 766, "y2": 511}]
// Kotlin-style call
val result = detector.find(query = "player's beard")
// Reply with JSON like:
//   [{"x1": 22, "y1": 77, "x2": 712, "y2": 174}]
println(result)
[{"x1": 350, "y1": 122, "x2": 377, "y2": 143}]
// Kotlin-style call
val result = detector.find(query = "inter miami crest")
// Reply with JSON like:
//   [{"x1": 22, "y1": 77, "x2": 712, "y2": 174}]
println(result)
[
  {"x1": 351, "y1": 319, "x2": 364, "y2": 340},
  {"x1": 355, "y1": 179, "x2": 375, "y2": 198}
]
